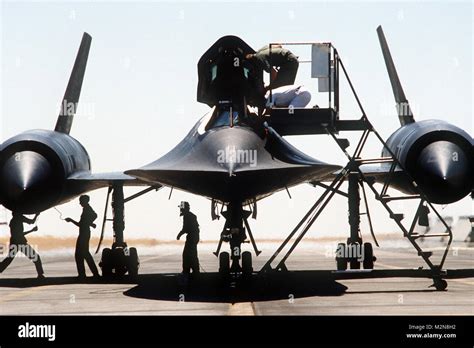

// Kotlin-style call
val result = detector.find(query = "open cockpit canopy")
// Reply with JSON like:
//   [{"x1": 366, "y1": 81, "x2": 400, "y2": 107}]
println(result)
[{"x1": 197, "y1": 36, "x2": 266, "y2": 108}]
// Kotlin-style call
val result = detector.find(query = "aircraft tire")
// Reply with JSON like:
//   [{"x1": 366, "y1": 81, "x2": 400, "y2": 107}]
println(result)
[
  {"x1": 336, "y1": 243, "x2": 347, "y2": 271},
  {"x1": 113, "y1": 248, "x2": 127, "y2": 277},
  {"x1": 101, "y1": 248, "x2": 113, "y2": 277},
  {"x1": 363, "y1": 242, "x2": 374, "y2": 269},
  {"x1": 350, "y1": 260, "x2": 360, "y2": 269},
  {"x1": 127, "y1": 247, "x2": 139, "y2": 278},
  {"x1": 219, "y1": 252, "x2": 230, "y2": 275},
  {"x1": 242, "y1": 251, "x2": 253, "y2": 275}
]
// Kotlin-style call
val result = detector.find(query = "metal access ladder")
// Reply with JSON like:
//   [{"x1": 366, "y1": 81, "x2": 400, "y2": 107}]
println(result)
[{"x1": 261, "y1": 41, "x2": 453, "y2": 290}]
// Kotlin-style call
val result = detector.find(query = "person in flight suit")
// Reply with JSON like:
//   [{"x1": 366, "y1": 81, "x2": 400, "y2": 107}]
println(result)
[
  {"x1": 246, "y1": 44, "x2": 299, "y2": 90},
  {"x1": 65, "y1": 195, "x2": 100, "y2": 279},
  {"x1": 0, "y1": 212, "x2": 44, "y2": 279},
  {"x1": 265, "y1": 84, "x2": 312, "y2": 108},
  {"x1": 176, "y1": 201, "x2": 200, "y2": 275}
]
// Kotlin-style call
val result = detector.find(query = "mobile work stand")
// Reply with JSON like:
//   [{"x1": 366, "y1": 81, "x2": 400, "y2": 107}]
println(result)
[{"x1": 261, "y1": 42, "x2": 453, "y2": 291}]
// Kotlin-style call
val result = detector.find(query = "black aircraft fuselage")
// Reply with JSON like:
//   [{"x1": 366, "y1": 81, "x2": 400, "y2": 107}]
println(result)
[
  {"x1": 125, "y1": 36, "x2": 341, "y2": 204},
  {"x1": 126, "y1": 112, "x2": 340, "y2": 204}
]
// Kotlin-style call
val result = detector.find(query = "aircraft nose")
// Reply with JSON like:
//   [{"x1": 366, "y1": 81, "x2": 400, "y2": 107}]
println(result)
[
  {"x1": 210, "y1": 128, "x2": 261, "y2": 176},
  {"x1": 0, "y1": 151, "x2": 53, "y2": 210},
  {"x1": 415, "y1": 141, "x2": 472, "y2": 204}
]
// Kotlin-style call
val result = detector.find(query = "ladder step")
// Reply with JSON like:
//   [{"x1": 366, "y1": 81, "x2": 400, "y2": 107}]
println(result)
[
  {"x1": 390, "y1": 213, "x2": 404, "y2": 222},
  {"x1": 411, "y1": 233, "x2": 451, "y2": 240},
  {"x1": 363, "y1": 176, "x2": 376, "y2": 185},
  {"x1": 418, "y1": 251, "x2": 433, "y2": 259},
  {"x1": 336, "y1": 138, "x2": 350, "y2": 150},
  {"x1": 381, "y1": 194, "x2": 421, "y2": 202},
  {"x1": 356, "y1": 157, "x2": 394, "y2": 165}
]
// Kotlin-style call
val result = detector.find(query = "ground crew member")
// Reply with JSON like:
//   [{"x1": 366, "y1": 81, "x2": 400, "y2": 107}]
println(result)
[
  {"x1": 246, "y1": 44, "x2": 299, "y2": 90},
  {"x1": 176, "y1": 201, "x2": 200, "y2": 275},
  {"x1": 65, "y1": 195, "x2": 100, "y2": 279},
  {"x1": 0, "y1": 212, "x2": 44, "y2": 279}
]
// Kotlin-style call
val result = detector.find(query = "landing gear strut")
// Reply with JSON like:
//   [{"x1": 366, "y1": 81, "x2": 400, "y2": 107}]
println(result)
[
  {"x1": 335, "y1": 172, "x2": 376, "y2": 271},
  {"x1": 99, "y1": 183, "x2": 140, "y2": 278},
  {"x1": 215, "y1": 201, "x2": 257, "y2": 277}
]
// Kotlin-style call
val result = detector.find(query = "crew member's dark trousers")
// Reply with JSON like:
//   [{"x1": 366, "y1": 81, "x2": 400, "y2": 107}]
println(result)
[
  {"x1": 271, "y1": 60, "x2": 299, "y2": 89},
  {"x1": 182, "y1": 242, "x2": 199, "y2": 274},
  {"x1": 0, "y1": 244, "x2": 44, "y2": 275},
  {"x1": 75, "y1": 237, "x2": 99, "y2": 277}
]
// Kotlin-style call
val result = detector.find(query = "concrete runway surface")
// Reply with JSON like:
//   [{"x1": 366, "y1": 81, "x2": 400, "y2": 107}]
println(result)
[{"x1": 0, "y1": 241, "x2": 472, "y2": 315}]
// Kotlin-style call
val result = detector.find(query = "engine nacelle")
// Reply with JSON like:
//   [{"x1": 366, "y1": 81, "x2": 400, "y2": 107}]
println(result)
[
  {"x1": 383, "y1": 120, "x2": 473, "y2": 204},
  {"x1": 0, "y1": 129, "x2": 91, "y2": 213}
]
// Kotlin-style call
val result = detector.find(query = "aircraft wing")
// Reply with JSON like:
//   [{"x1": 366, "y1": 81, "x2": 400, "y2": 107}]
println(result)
[
  {"x1": 314, "y1": 164, "x2": 405, "y2": 186},
  {"x1": 67, "y1": 171, "x2": 156, "y2": 189},
  {"x1": 359, "y1": 164, "x2": 404, "y2": 178}
]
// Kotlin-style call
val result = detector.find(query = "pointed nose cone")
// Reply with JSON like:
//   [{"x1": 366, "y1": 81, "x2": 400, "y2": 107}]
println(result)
[
  {"x1": 0, "y1": 151, "x2": 53, "y2": 211},
  {"x1": 415, "y1": 141, "x2": 473, "y2": 204},
  {"x1": 226, "y1": 159, "x2": 237, "y2": 177}
]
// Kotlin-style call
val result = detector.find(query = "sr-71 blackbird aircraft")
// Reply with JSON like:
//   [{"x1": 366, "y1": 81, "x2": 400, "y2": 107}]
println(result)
[{"x1": 0, "y1": 27, "x2": 472, "y2": 277}]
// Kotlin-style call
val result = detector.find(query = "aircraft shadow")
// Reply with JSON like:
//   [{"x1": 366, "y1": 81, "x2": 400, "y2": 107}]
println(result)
[
  {"x1": 123, "y1": 271, "x2": 348, "y2": 303},
  {"x1": 2, "y1": 269, "x2": 471, "y2": 302}
]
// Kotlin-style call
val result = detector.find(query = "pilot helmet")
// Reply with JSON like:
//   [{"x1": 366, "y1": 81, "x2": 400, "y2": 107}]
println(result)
[
  {"x1": 79, "y1": 195, "x2": 90, "y2": 205},
  {"x1": 179, "y1": 201, "x2": 190, "y2": 214}
]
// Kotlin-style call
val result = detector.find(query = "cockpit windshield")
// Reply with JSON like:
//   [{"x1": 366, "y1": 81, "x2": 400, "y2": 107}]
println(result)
[
  {"x1": 206, "y1": 102, "x2": 245, "y2": 130},
  {"x1": 210, "y1": 109, "x2": 240, "y2": 128},
  {"x1": 204, "y1": 102, "x2": 265, "y2": 137}
]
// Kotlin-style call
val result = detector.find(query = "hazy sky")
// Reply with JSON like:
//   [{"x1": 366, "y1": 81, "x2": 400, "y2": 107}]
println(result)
[{"x1": 0, "y1": 1, "x2": 472, "y2": 243}]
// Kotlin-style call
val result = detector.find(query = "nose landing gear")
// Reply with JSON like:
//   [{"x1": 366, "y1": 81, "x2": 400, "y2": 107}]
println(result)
[{"x1": 214, "y1": 201, "x2": 259, "y2": 278}]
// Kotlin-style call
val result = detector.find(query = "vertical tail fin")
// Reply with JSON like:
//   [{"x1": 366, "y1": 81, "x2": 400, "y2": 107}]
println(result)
[
  {"x1": 376, "y1": 26, "x2": 415, "y2": 126},
  {"x1": 54, "y1": 32, "x2": 92, "y2": 134}
]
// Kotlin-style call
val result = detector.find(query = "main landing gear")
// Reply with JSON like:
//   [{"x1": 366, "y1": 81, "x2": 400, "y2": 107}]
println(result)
[
  {"x1": 335, "y1": 172, "x2": 376, "y2": 271},
  {"x1": 98, "y1": 184, "x2": 139, "y2": 279},
  {"x1": 97, "y1": 183, "x2": 160, "y2": 279}
]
